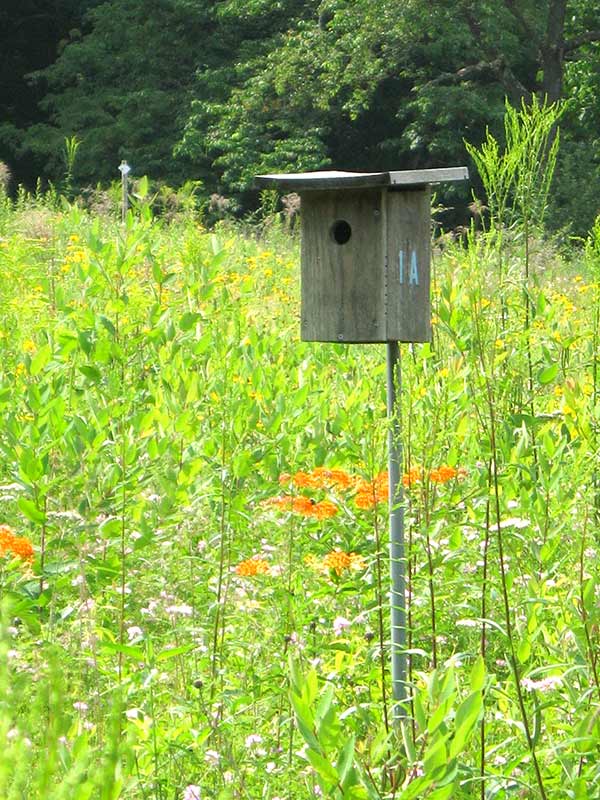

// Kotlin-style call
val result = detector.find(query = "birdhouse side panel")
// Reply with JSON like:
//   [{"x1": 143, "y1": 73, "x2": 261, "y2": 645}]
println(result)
[
  {"x1": 300, "y1": 189, "x2": 386, "y2": 343},
  {"x1": 385, "y1": 188, "x2": 431, "y2": 342}
]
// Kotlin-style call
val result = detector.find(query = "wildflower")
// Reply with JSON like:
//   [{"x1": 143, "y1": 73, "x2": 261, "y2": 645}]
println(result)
[
  {"x1": 0, "y1": 525, "x2": 34, "y2": 562},
  {"x1": 204, "y1": 749, "x2": 220, "y2": 765},
  {"x1": 322, "y1": 550, "x2": 366, "y2": 576},
  {"x1": 333, "y1": 616, "x2": 351, "y2": 636},
  {"x1": 244, "y1": 733, "x2": 263, "y2": 748},
  {"x1": 354, "y1": 472, "x2": 388, "y2": 508},
  {"x1": 309, "y1": 467, "x2": 356, "y2": 490},
  {"x1": 263, "y1": 494, "x2": 338, "y2": 519},
  {"x1": 235, "y1": 557, "x2": 270, "y2": 577},
  {"x1": 73, "y1": 701, "x2": 89, "y2": 713},
  {"x1": 127, "y1": 625, "x2": 143, "y2": 641},
  {"x1": 521, "y1": 675, "x2": 562, "y2": 692},
  {"x1": 182, "y1": 785, "x2": 202, "y2": 800},
  {"x1": 0, "y1": 524, "x2": 15, "y2": 551},
  {"x1": 403, "y1": 466, "x2": 422, "y2": 487},
  {"x1": 311, "y1": 500, "x2": 338, "y2": 519},
  {"x1": 165, "y1": 603, "x2": 193, "y2": 616},
  {"x1": 430, "y1": 465, "x2": 458, "y2": 483},
  {"x1": 291, "y1": 470, "x2": 315, "y2": 488},
  {"x1": 22, "y1": 339, "x2": 37, "y2": 354}
]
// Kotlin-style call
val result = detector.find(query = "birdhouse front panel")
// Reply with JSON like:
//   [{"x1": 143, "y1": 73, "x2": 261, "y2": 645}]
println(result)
[
  {"x1": 254, "y1": 168, "x2": 468, "y2": 344},
  {"x1": 385, "y1": 188, "x2": 431, "y2": 342},
  {"x1": 300, "y1": 188, "x2": 386, "y2": 343}
]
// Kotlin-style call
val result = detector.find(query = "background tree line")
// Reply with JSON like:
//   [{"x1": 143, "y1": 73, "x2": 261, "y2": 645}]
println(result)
[{"x1": 1, "y1": 0, "x2": 599, "y2": 233}]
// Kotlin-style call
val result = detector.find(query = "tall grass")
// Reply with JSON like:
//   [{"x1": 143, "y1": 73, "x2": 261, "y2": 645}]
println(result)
[{"x1": 0, "y1": 110, "x2": 599, "y2": 796}]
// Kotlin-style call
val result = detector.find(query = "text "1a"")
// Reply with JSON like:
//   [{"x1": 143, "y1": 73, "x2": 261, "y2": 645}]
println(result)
[{"x1": 399, "y1": 248, "x2": 419, "y2": 286}]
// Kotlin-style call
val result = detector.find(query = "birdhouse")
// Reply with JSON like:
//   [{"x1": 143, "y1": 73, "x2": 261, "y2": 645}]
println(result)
[{"x1": 254, "y1": 168, "x2": 468, "y2": 343}]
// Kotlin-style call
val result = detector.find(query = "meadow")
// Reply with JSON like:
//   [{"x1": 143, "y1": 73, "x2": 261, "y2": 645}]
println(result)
[{"x1": 1, "y1": 145, "x2": 600, "y2": 798}]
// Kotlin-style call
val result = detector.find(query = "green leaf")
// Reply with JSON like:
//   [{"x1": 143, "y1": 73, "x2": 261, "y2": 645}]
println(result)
[
  {"x1": 79, "y1": 364, "x2": 102, "y2": 382},
  {"x1": 583, "y1": 578, "x2": 596, "y2": 614},
  {"x1": 305, "y1": 667, "x2": 319, "y2": 705},
  {"x1": 156, "y1": 643, "x2": 195, "y2": 661},
  {"x1": 18, "y1": 497, "x2": 46, "y2": 524},
  {"x1": 315, "y1": 683, "x2": 334, "y2": 726},
  {"x1": 428, "y1": 783, "x2": 456, "y2": 800},
  {"x1": 538, "y1": 363, "x2": 558, "y2": 385},
  {"x1": 29, "y1": 344, "x2": 52, "y2": 376},
  {"x1": 98, "y1": 315, "x2": 116, "y2": 336},
  {"x1": 100, "y1": 641, "x2": 145, "y2": 661},
  {"x1": 449, "y1": 691, "x2": 482, "y2": 757},
  {"x1": 306, "y1": 748, "x2": 339, "y2": 785},
  {"x1": 517, "y1": 638, "x2": 531, "y2": 663},
  {"x1": 470, "y1": 655, "x2": 485, "y2": 692},
  {"x1": 289, "y1": 692, "x2": 319, "y2": 751},
  {"x1": 180, "y1": 312, "x2": 202, "y2": 331},
  {"x1": 336, "y1": 735, "x2": 356, "y2": 786},
  {"x1": 424, "y1": 733, "x2": 449, "y2": 778}
]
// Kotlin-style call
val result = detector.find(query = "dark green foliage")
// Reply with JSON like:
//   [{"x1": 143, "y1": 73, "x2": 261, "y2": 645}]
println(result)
[
  {"x1": 24, "y1": 0, "x2": 210, "y2": 187},
  {"x1": 1, "y1": 0, "x2": 600, "y2": 231}
]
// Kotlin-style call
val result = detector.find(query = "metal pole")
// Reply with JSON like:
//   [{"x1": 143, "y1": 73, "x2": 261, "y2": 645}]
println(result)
[
  {"x1": 387, "y1": 340, "x2": 407, "y2": 721},
  {"x1": 118, "y1": 160, "x2": 130, "y2": 223}
]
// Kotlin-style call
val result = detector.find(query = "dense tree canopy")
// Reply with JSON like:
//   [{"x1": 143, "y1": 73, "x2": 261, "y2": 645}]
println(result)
[{"x1": 1, "y1": 0, "x2": 599, "y2": 231}]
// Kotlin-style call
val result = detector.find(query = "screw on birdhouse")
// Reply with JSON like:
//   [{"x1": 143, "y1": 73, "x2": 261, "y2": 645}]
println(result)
[
  {"x1": 118, "y1": 160, "x2": 131, "y2": 223},
  {"x1": 254, "y1": 167, "x2": 469, "y2": 725}
]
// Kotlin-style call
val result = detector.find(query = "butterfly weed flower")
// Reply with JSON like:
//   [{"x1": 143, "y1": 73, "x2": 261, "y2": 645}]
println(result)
[
  {"x1": 316, "y1": 549, "x2": 366, "y2": 576},
  {"x1": 262, "y1": 495, "x2": 338, "y2": 519},
  {"x1": 0, "y1": 525, "x2": 34, "y2": 563},
  {"x1": 403, "y1": 466, "x2": 423, "y2": 488},
  {"x1": 430, "y1": 465, "x2": 457, "y2": 483},
  {"x1": 354, "y1": 472, "x2": 388, "y2": 509},
  {"x1": 235, "y1": 557, "x2": 270, "y2": 576}
]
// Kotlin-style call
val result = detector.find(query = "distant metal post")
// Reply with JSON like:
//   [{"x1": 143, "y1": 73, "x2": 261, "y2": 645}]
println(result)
[
  {"x1": 387, "y1": 340, "x2": 407, "y2": 721},
  {"x1": 118, "y1": 160, "x2": 131, "y2": 223}
]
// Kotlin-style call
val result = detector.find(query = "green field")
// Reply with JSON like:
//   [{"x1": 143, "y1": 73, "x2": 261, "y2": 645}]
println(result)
[{"x1": 0, "y1": 176, "x2": 600, "y2": 800}]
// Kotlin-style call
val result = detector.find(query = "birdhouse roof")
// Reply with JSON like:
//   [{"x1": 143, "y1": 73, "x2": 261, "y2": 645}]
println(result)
[{"x1": 254, "y1": 167, "x2": 468, "y2": 191}]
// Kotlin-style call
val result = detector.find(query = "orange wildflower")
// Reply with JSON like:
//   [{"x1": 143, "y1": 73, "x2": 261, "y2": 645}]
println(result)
[
  {"x1": 0, "y1": 524, "x2": 15, "y2": 552},
  {"x1": 235, "y1": 557, "x2": 270, "y2": 576},
  {"x1": 0, "y1": 525, "x2": 34, "y2": 563},
  {"x1": 10, "y1": 537, "x2": 34, "y2": 562},
  {"x1": 293, "y1": 496, "x2": 316, "y2": 515},
  {"x1": 292, "y1": 471, "x2": 316, "y2": 488},
  {"x1": 310, "y1": 467, "x2": 356, "y2": 491},
  {"x1": 263, "y1": 494, "x2": 338, "y2": 519},
  {"x1": 354, "y1": 472, "x2": 388, "y2": 509},
  {"x1": 403, "y1": 466, "x2": 422, "y2": 487},
  {"x1": 311, "y1": 500, "x2": 338, "y2": 519},
  {"x1": 430, "y1": 465, "x2": 463, "y2": 483},
  {"x1": 322, "y1": 549, "x2": 365, "y2": 576},
  {"x1": 280, "y1": 468, "x2": 358, "y2": 492}
]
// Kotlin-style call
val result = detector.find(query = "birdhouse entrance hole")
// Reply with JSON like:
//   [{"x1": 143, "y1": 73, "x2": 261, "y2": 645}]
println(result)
[{"x1": 331, "y1": 219, "x2": 352, "y2": 245}]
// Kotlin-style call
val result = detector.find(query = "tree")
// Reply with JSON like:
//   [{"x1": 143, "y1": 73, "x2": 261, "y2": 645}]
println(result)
[
  {"x1": 0, "y1": 0, "x2": 98, "y2": 187},
  {"x1": 178, "y1": 0, "x2": 600, "y2": 230},
  {"x1": 22, "y1": 0, "x2": 208, "y2": 187}
]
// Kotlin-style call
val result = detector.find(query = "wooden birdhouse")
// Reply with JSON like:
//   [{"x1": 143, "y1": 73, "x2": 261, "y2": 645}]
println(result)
[{"x1": 254, "y1": 168, "x2": 468, "y2": 343}]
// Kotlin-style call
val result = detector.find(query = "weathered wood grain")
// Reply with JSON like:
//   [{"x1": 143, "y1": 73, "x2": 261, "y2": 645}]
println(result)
[
  {"x1": 385, "y1": 188, "x2": 431, "y2": 342},
  {"x1": 254, "y1": 167, "x2": 468, "y2": 191},
  {"x1": 300, "y1": 189, "x2": 386, "y2": 342}
]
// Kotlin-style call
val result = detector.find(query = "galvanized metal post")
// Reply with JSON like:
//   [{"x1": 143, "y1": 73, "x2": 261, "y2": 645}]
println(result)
[
  {"x1": 118, "y1": 160, "x2": 131, "y2": 223},
  {"x1": 387, "y1": 340, "x2": 407, "y2": 720}
]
